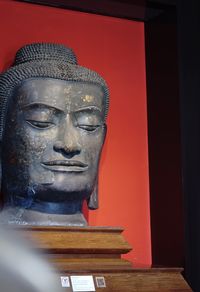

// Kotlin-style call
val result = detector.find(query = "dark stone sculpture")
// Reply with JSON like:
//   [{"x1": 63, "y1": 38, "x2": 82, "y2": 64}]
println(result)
[{"x1": 0, "y1": 43, "x2": 109, "y2": 226}]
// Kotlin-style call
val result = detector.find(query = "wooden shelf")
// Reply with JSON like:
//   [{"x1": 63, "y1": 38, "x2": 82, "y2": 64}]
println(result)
[{"x1": 15, "y1": 226, "x2": 191, "y2": 291}]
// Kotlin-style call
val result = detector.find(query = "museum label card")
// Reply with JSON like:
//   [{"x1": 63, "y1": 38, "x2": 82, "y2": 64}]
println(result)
[{"x1": 70, "y1": 275, "x2": 95, "y2": 291}]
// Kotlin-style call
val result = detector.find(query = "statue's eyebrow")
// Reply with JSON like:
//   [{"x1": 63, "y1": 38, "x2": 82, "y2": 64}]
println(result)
[
  {"x1": 20, "y1": 102, "x2": 64, "y2": 113},
  {"x1": 74, "y1": 106, "x2": 102, "y2": 115}
]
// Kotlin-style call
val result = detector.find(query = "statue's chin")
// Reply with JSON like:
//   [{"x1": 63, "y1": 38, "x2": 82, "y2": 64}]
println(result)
[{"x1": 3, "y1": 181, "x2": 93, "y2": 201}]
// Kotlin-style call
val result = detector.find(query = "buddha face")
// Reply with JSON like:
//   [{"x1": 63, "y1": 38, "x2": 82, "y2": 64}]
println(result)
[{"x1": 1, "y1": 78, "x2": 106, "y2": 214}]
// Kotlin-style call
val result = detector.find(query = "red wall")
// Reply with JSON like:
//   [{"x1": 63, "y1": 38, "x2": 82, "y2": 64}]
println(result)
[{"x1": 0, "y1": 0, "x2": 151, "y2": 266}]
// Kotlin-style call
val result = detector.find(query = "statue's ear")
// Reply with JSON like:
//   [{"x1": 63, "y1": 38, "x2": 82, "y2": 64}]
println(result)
[
  {"x1": 87, "y1": 123, "x2": 107, "y2": 210},
  {"x1": 87, "y1": 179, "x2": 99, "y2": 210}
]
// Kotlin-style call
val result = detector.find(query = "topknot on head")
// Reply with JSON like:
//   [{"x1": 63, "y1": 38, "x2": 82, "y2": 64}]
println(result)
[{"x1": 14, "y1": 43, "x2": 77, "y2": 66}]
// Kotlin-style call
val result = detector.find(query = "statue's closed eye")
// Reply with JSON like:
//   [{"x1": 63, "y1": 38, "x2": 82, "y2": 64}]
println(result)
[
  {"x1": 77, "y1": 124, "x2": 101, "y2": 132},
  {"x1": 74, "y1": 110, "x2": 102, "y2": 132},
  {"x1": 26, "y1": 120, "x2": 54, "y2": 129}
]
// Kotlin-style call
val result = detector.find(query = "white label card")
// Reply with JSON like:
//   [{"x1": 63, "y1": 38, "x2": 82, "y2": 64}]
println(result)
[
  {"x1": 60, "y1": 276, "x2": 70, "y2": 288},
  {"x1": 70, "y1": 275, "x2": 95, "y2": 291}
]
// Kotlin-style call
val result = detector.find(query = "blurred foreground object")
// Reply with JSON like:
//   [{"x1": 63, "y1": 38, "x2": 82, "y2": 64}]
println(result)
[{"x1": 0, "y1": 226, "x2": 62, "y2": 292}]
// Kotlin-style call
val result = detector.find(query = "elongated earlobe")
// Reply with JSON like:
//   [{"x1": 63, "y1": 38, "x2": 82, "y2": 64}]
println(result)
[
  {"x1": 87, "y1": 180, "x2": 98, "y2": 210},
  {"x1": 87, "y1": 125, "x2": 106, "y2": 211}
]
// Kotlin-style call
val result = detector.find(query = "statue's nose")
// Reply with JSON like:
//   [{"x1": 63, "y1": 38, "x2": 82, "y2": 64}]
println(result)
[
  {"x1": 54, "y1": 114, "x2": 81, "y2": 157},
  {"x1": 53, "y1": 140, "x2": 81, "y2": 157}
]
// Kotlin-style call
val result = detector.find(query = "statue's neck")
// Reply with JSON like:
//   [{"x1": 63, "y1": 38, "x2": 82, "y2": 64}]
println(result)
[
  {"x1": 5, "y1": 195, "x2": 84, "y2": 215},
  {"x1": 26, "y1": 199, "x2": 83, "y2": 215},
  {"x1": 0, "y1": 206, "x2": 87, "y2": 226}
]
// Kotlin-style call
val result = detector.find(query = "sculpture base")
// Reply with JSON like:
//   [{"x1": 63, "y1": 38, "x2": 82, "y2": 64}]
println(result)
[
  {"x1": 0, "y1": 207, "x2": 87, "y2": 226},
  {"x1": 17, "y1": 226, "x2": 191, "y2": 291}
]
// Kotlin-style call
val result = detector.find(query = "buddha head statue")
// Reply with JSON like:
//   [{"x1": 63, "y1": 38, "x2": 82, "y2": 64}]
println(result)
[{"x1": 0, "y1": 43, "x2": 109, "y2": 226}]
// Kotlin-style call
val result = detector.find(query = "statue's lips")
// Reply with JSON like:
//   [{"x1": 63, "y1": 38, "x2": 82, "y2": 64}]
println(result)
[{"x1": 41, "y1": 160, "x2": 88, "y2": 172}]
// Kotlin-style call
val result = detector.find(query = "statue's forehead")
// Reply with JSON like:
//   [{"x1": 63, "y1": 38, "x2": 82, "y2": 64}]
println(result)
[{"x1": 15, "y1": 78, "x2": 104, "y2": 112}]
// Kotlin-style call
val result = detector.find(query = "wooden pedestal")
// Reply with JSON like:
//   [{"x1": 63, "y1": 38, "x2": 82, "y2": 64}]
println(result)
[{"x1": 19, "y1": 226, "x2": 191, "y2": 291}]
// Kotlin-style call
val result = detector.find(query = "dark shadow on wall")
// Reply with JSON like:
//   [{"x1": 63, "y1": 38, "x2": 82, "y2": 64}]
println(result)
[{"x1": 145, "y1": 8, "x2": 184, "y2": 267}]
